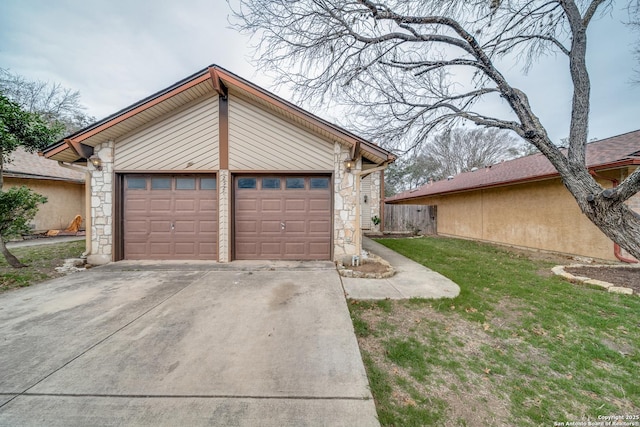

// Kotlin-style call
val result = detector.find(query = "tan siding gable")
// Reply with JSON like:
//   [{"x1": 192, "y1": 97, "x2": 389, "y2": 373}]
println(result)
[
  {"x1": 115, "y1": 95, "x2": 219, "y2": 171},
  {"x1": 228, "y1": 94, "x2": 333, "y2": 171}
]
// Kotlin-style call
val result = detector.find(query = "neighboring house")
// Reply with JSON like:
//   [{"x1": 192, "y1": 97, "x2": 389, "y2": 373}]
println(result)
[
  {"x1": 43, "y1": 65, "x2": 394, "y2": 265},
  {"x1": 4, "y1": 147, "x2": 85, "y2": 233},
  {"x1": 386, "y1": 130, "x2": 640, "y2": 262}
]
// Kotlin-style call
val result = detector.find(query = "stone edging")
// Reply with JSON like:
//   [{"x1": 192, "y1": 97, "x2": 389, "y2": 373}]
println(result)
[
  {"x1": 337, "y1": 254, "x2": 396, "y2": 279},
  {"x1": 551, "y1": 265, "x2": 634, "y2": 295}
]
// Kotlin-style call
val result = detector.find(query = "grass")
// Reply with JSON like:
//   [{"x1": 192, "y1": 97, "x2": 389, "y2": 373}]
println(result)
[
  {"x1": 0, "y1": 240, "x2": 86, "y2": 292},
  {"x1": 349, "y1": 236, "x2": 640, "y2": 427}
]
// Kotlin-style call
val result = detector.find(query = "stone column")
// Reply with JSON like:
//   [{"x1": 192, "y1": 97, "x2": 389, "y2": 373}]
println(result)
[
  {"x1": 333, "y1": 143, "x2": 359, "y2": 261},
  {"x1": 218, "y1": 169, "x2": 230, "y2": 262},
  {"x1": 87, "y1": 141, "x2": 114, "y2": 265}
]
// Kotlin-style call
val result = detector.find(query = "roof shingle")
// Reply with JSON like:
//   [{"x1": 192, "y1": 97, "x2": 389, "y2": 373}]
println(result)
[
  {"x1": 4, "y1": 147, "x2": 85, "y2": 182},
  {"x1": 387, "y1": 130, "x2": 640, "y2": 202}
]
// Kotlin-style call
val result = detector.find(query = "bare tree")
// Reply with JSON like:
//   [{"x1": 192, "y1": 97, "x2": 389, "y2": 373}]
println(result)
[
  {"x1": 387, "y1": 128, "x2": 524, "y2": 195},
  {"x1": 427, "y1": 128, "x2": 524, "y2": 178},
  {"x1": 231, "y1": 0, "x2": 640, "y2": 259},
  {"x1": 0, "y1": 69, "x2": 94, "y2": 135},
  {"x1": 384, "y1": 153, "x2": 440, "y2": 196}
]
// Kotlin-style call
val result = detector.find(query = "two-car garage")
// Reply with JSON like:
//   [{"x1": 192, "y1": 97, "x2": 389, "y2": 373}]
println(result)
[
  {"x1": 43, "y1": 65, "x2": 394, "y2": 265},
  {"x1": 122, "y1": 174, "x2": 332, "y2": 261}
]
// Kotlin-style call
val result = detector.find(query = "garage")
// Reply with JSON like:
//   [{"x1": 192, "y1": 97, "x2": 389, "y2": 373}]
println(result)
[
  {"x1": 123, "y1": 175, "x2": 217, "y2": 260},
  {"x1": 234, "y1": 175, "x2": 331, "y2": 260},
  {"x1": 43, "y1": 65, "x2": 395, "y2": 265}
]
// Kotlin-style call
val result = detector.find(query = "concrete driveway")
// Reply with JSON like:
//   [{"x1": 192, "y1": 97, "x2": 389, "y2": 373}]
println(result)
[{"x1": 0, "y1": 261, "x2": 378, "y2": 426}]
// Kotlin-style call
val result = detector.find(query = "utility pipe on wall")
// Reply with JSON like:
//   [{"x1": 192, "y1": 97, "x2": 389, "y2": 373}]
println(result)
[{"x1": 589, "y1": 170, "x2": 638, "y2": 264}]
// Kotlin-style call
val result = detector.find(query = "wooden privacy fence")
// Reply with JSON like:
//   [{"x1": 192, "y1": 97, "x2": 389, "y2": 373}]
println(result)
[{"x1": 384, "y1": 204, "x2": 437, "y2": 235}]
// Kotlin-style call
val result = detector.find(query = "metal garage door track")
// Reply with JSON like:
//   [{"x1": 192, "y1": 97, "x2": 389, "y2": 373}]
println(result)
[{"x1": 0, "y1": 261, "x2": 378, "y2": 426}]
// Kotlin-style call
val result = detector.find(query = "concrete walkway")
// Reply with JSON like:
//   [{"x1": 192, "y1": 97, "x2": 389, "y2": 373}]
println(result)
[
  {"x1": 341, "y1": 237, "x2": 460, "y2": 300},
  {"x1": 6, "y1": 235, "x2": 84, "y2": 249}
]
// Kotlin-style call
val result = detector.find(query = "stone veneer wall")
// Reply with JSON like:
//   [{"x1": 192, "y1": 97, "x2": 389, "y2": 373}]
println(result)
[
  {"x1": 218, "y1": 169, "x2": 230, "y2": 262},
  {"x1": 87, "y1": 141, "x2": 114, "y2": 265},
  {"x1": 333, "y1": 142, "x2": 359, "y2": 260}
]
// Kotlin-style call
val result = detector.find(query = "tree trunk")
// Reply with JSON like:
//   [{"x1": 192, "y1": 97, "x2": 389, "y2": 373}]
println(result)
[
  {"x1": 0, "y1": 235, "x2": 27, "y2": 268},
  {"x1": 561, "y1": 169, "x2": 640, "y2": 261}
]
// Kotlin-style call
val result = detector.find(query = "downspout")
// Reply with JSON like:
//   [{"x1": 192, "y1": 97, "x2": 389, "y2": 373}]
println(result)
[
  {"x1": 58, "y1": 161, "x2": 91, "y2": 259},
  {"x1": 589, "y1": 170, "x2": 638, "y2": 263}
]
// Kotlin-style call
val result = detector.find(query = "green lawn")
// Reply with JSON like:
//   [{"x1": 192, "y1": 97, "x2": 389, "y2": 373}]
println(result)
[
  {"x1": 0, "y1": 240, "x2": 86, "y2": 292},
  {"x1": 350, "y1": 237, "x2": 640, "y2": 427}
]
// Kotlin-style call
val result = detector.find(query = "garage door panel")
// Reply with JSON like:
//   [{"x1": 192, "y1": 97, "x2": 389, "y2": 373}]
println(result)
[
  {"x1": 260, "y1": 242, "x2": 282, "y2": 256},
  {"x1": 174, "y1": 243, "x2": 196, "y2": 255},
  {"x1": 125, "y1": 243, "x2": 148, "y2": 255},
  {"x1": 309, "y1": 199, "x2": 331, "y2": 212},
  {"x1": 284, "y1": 242, "x2": 305, "y2": 255},
  {"x1": 149, "y1": 220, "x2": 172, "y2": 233},
  {"x1": 260, "y1": 220, "x2": 283, "y2": 233},
  {"x1": 174, "y1": 221, "x2": 195, "y2": 233},
  {"x1": 235, "y1": 175, "x2": 331, "y2": 260},
  {"x1": 285, "y1": 221, "x2": 305, "y2": 233},
  {"x1": 149, "y1": 199, "x2": 172, "y2": 211},
  {"x1": 199, "y1": 200, "x2": 216, "y2": 212},
  {"x1": 261, "y1": 199, "x2": 282, "y2": 211},
  {"x1": 149, "y1": 243, "x2": 172, "y2": 255},
  {"x1": 198, "y1": 220, "x2": 217, "y2": 233},
  {"x1": 284, "y1": 199, "x2": 306, "y2": 211},
  {"x1": 198, "y1": 243, "x2": 216, "y2": 255},
  {"x1": 309, "y1": 220, "x2": 331, "y2": 233},
  {"x1": 175, "y1": 199, "x2": 196, "y2": 212},
  {"x1": 236, "y1": 242, "x2": 257, "y2": 256},
  {"x1": 236, "y1": 220, "x2": 257, "y2": 233},
  {"x1": 125, "y1": 220, "x2": 149, "y2": 233},
  {"x1": 236, "y1": 199, "x2": 257, "y2": 212},
  {"x1": 124, "y1": 175, "x2": 217, "y2": 260},
  {"x1": 309, "y1": 242, "x2": 331, "y2": 256},
  {"x1": 126, "y1": 199, "x2": 148, "y2": 214}
]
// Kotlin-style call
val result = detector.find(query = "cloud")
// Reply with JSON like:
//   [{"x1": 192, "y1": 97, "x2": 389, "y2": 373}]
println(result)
[{"x1": 0, "y1": 0, "x2": 638, "y2": 143}]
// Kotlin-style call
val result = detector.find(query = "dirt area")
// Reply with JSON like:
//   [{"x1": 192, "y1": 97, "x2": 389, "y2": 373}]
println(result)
[
  {"x1": 564, "y1": 266, "x2": 640, "y2": 292},
  {"x1": 349, "y1": 261, "x2": 390, "y2": 274}
]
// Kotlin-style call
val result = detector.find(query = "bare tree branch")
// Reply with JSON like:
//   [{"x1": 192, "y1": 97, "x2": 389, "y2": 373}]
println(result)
[{"x1": 230, "y1": 0, "x2": 640, "y2": 258}]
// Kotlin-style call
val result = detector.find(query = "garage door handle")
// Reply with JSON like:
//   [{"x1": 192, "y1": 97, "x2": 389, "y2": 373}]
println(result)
[
  {"x1": 281, "y1": 222, "x2": 285, "y2": 230},
  {"x1": 171, "y1": 223, "x2": 175, "y2": 230}
]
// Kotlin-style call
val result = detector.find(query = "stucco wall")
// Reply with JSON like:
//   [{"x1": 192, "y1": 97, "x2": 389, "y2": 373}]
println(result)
[
  {"x1": 5, "y1": 177, "x2": 85, "y2": 232},
  {"x1": 397, "y1": 176, "x2": 631, "y2": 261}
]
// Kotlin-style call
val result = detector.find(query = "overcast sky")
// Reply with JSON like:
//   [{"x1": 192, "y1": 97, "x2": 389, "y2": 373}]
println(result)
[{"x1": 1, "y1": 0, "x2": 638, "y2": 147}]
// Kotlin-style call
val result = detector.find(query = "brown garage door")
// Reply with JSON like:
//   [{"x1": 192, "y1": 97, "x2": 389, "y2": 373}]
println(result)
[
  {"x1": 234, "y1": 175, "x2": 331, "y2": 260},
  {"x1": 123, "y1": 175, "x2": 217, "y2": 260}
]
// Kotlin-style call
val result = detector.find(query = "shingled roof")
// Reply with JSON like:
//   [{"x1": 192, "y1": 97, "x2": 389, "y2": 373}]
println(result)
[
  {"x1": 386, "y1": 130, "x2": 640, "y2": 203},
  {"x1": 4, "y1": 147, "x2": 85, "y2": 183}
]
